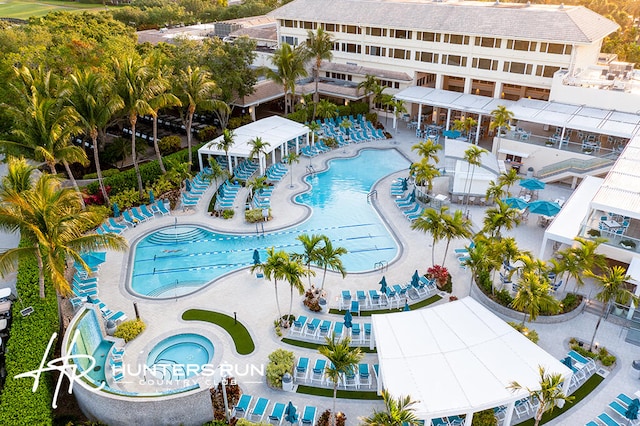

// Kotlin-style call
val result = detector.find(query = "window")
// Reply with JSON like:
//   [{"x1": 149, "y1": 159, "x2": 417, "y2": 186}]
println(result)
[
  {"x1": 282, "y1": 20, "x2": 295, "y2": 28},
  {"x1": 323, "y1": 23, "x2": 336, "y2": 32},
  {"x1": 330, "y1": 72, "x2": 351, "y2": 81},
  {"x1": 540, "y1": 42, "x2": 571, "y2": 55},
  {"x1": 342, "y1": 43, "x2": 361, "y2": 54},
  {"x1": 281, "y1": 36, "x2": 298, "y2": 46},
  {"x1": 443, "y1": 34, "x2": 469, "y2": 45},
  {"x1": 503, "y1": 61, "x2": 533, "y2": 75},
  {"x1": 389, "y1": 48, "x2": 410, "y2": 60},
  {"x1": 474, "y1": 37, "x2": 500, "y2": 48},
  {"x1": 472, "y1": 57, "x2": 498, "y2": 71},
  {"x1": 366, "y1": 45, "x2": 386, "y2": 57},
  {"x1": 442, "y1": 54, "x2": 467, "y2": 67},
  {"x1": 343, "y1": 25, "x2": 361, "y2": 34},
  {"x1": 366, "y1": 27, "x2": 386, "y2": 37},
  {"x1": 507, "y1": 39, "x2": 537, "y2": 51},
  {"x1": 379, "y1": 79, "x2": 400, "y2": 89},
  {"x1": 535, "y1": 65, "x2": 561, "y2": 78},
  {"x1": 301, "y1": 21, "x2": 315, "y2": 30},
  {"x1": 418, "y1": 32, "x2": 440, "y2": 42},
  {"x1": 415, "y1": 51, "x2": 439, "y2": 63},
  {"x1": 391, "y1": 29, "x2": 412, "y2": 39}
]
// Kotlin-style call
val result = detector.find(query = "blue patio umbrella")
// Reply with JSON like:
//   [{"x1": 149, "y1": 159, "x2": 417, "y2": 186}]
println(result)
[
  {"x1": 403, "y1": 301, "x2": 411, "y2": 311},
  {"x1": 112, "y1": 203, "x2": 120, "y2": 218},
  {"x1": 625, "y1": 399, "x2": 639, "y2": 422},
  {"x1": 253, "y1": 249, "x2": 261, "y2": 265},
  {"x1": 344, "y1": 310, "x2": 353, "y2": 328},
  {"x1": 409, "y1": 188, "x2": 416, "y2": 203},
  {"x1": 284, "y1": 401, "x2": 298, "y2": 424},
  {"x1": 560, "y1": 356, "x2": 573, "y2": 370},
  {"x1": 149, "y1": 190, "x2": 155, "y2": 204},
  {"x1": 379, "y1": 276, "x2": 388, "y2": 293},
  {"x1": 519, "y1": 178, "x2": 546, "y2": 191},
  {"x1": 411, "y1": 270, "x2": 420, "y2": 288},
  {"x1": 80, "y1": 251, "x2": 106, "y2": 269},
  {"x1": 527, "y1": 200, "x2": 561, "y2": 217},
  {"x1": 443, "y1": 130, "x2": 461, "y2": 139},
  {"x1": 501, "y1": 197, "x2": 529, "y2": 210},
  {"x1": 185, "y1": 179, "x2": 192, "y2": 192},
  {"x1": 401, "y1": 178, "x2": 408, "y2": 191}
]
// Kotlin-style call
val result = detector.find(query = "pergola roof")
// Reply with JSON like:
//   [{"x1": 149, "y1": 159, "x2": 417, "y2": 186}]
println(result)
[
  {"x1": 394, "y1": 86, "x2": 640, "y2": 138},
  {"x1": 198, "y1": 116, "x2": 308, "y2": 158},
  {"x1": 371, "y1": 298, "x2": 572, "y2": 420}
]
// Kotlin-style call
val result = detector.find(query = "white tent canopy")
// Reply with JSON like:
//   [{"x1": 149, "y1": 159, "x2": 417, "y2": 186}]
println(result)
[
  {"x1": 371, "y1": 298, "x2": 572, "y2": 424},
  {"x1": 197, "y1": 116, "x2": 309, "y2": 174}
]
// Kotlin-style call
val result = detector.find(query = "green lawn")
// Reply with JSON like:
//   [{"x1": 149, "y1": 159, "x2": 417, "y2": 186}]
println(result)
[
  {"x1": 281, "y1": 338, "x2": 377, "y2": 353},
  {"x1": 0, "y1": 0, "x2": 105, "y2": 20},
  {"x1": 182, "y1": 309, "x2": 256, "y2": 355},
  {"x1": 329, "y1": 294, "x2": 442, "y2": 316},
  {"x1": 296, "y1": 385, "x2": 382, "y2": 400}
]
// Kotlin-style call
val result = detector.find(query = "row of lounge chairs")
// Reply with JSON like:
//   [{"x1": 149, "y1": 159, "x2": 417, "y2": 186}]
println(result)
[
  {"x1": 339, "y1": 279, "x2": 437, "y2": 311},
  {"x1": 266, "y1": 163, "x2": 288, "y2": 182},
  {"x1": 289, "y1": 316, "x2": 372, "y2": 344},
  {"x1": 251, "y1": 187, "x2": 273, "y2": 209},
  {"x1": 231, "y1": 394, "x2": 317, "y2": 425},
  {"x1": 393, "y1": 186, "x2": 425, "y2": 222},
  {"x1": 294, "y1": 357, "x2": 378, "y2": 390},
  {"x1": 215, "y1": 180, "x2": 241, "y2": 210},
  {"x1": 182, "y1": 171, "x2": 213, "y2": 209},
  {"x1": 586, "y1": 393, "x2": 640, "y2": 426},
  {"x1": 234, "y1": 160, "x2": 258, "y2": 180}
]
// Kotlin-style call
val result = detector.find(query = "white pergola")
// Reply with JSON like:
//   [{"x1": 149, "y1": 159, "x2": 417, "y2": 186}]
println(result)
[
  {"x1": 371, "y1": 298, "x2": 573, "y2": 425},
  {"x1": 197, "y1": 116, "x2": 309, "y2": 175}
]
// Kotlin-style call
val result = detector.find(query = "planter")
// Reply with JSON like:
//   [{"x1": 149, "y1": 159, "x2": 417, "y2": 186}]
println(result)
[{"x1": 620, "y1": 241, "x2": 636, "y2": 250}]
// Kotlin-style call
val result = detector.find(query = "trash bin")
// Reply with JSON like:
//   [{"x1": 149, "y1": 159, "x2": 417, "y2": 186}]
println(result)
[
  {"x1": 282, "y1": 372, "x2": 293, "y2": 392},
  {"x1": 106, "y1": 320, "x2": 117, "y2": 336},
  {"x1": 526, "y1": 167, "x2": 534, "y2": 179},
  {"x1": 632, "y1": 360, "x2": 640, "y2": 379}
]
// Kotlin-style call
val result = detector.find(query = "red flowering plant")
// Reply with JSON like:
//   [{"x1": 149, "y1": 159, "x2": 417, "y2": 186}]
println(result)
[{"x1": 427, "y1": 265, "x2": 449, "y2": 290}]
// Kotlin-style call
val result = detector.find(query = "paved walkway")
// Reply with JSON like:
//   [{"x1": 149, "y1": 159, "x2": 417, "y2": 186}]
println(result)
[{"x1": 91, "y1": 124, "x2": 638, "y2": 425}]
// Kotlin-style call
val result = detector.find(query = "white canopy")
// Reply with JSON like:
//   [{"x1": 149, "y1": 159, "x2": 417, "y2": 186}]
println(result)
[{"x1": 371, "y1": 298, "x2": 572, "y2": 423}]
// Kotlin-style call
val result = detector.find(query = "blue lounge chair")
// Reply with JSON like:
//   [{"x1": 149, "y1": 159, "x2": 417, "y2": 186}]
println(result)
[
  {"x1": 249, "y1": 397, "x2": 269, "y2": 422},
  {"x1": 333, "y1": 322, "x2": 344, "y2": 338},
  {"x1": 368, "y1": 289, "x2": 381, "y2": 307},
  {"x1": 364, "y1": 323, "x2": 372, "y2": 338},
  {"x1": 341, "y1": 291, "x2": 352, "y2": 309},
  {"x1": 597, "y1": 412, "x2": 622, "y2": 426},
  {"x1": 568, "y1": 350, "x2": 596, "y2": 374},
  {"x1": 617, "y1": 393, "x2": 634, "y2": 406},
  {"x1": 121, "y1": 210, "x2": 137, "y2": 226},
  {"x1": 291, "y1": 316, "x2": 307, "y2": 335},
  {"x1": 305, "y1": 318, "x2": 321, "y2": 336},
  {"x1": 295, "y1": 357, "x2": 309, "y2": 382},
  {"x1": 585, "y1": 421, "x2": 598, "y2": 426},
  {"x1": 300, "y1": 406, "x2": 317, "y2": 425},
  {"x1": 609, "y1": 401, "x2": 632, "y2": 421},
  {"x1": 113, "y1": 371, "x2": 124, "y2": 382},
  {"x1": 318, "y1": 320, "x2": 332, "y2": 337},
  {"x1": 351, "y1": 323, "x2": 361, "y2": 341},
  {"x1": 350, "y1": 300, "x2": 360, "y2": 315},
  {"x1": 130, "y1": 207, "x2": 148, "y2": 223},
  {"x1": 111, "y1": 346, "x2": 125, "y2": 358},
  {"x1": 358, "y1": 363, "x2": 371, "y2": 388},
  {"x1": 268, "y1": 402, "x2": 286, "y2": 425},
  {"x1": 140, "y1": 204, "x2": 156, "y2": 219},
  {"x1": 152, "y1": 200, "x2": 170, "y2": 216},
  {"x1": 233, "y1": 394, "x2": 252, "y2": 417},
  {"x1": 107, "y1": 311, "x2": 127, "y2": 323},
  {"x1": 310, "y1": 359, "x2": 326, "y2": 384},
  {"x1": 107, "y1": 218, "x2": 127, "y2": 231}
]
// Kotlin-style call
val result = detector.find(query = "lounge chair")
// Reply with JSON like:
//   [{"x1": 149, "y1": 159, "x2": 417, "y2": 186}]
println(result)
[
  {"x1": 130, "y1": 207, "x2": 148, "y2": 223},
  {"x1": 318, "y1": 320, "x2": 332, "y2": 337},
  {"x1": 233, "y1": 394, "x2": 252, "y2": 418},
  {"x1": 340, "y1": 291, "x2": 352, "y2": 310},
  {"x1": 368, "y1": 290, "x2": 381, "y2": 307},
  {"x1": 597, "y1": 412, "x2": 622, "y2": 426},
  {"x1": 364, "y1": 323, "x2": 372, "y2": 340},
  {"x1": 111, "y1": 346, "x2": 125, "y2": 359},
  {"x1": 350, "y1": 300, "x2": 360, "y2": 316},
  {"x1": 616, "y1": 393, "x2": 634, "y2": 406},
  {"x1": 107, "y1": 218, "x2": 127, "y2": 231},
  {"x1": 140, "y1": 204, "x2": 156, "y2": 219},
  {"x1": 300, "y1": 406, "x2": 317, "y2": 425},
  {"x1": 121, "y1": 210, "x2": 138, "y2": 226},
  {"x1": 106, "y1": 311, "x2": 127, "y2": 323},
  {"x1": 351, "y1": 323, "x2": 361, "y2": 342},
  {"x1": 152, "y1": 200, "x2": 171, "y2": 216},
  {"x1": 333, "y1": 322, "x2": 344, "y2": 339},
  {"x1": 113, "y1": 371, "x2": 124, "y2": 382},
  {"x1": 295, "y1": 357, "x2": 309, "y2": 382},
  {"x1": 268, "y1": 402, "x2": 286, "y2": 425},
  {"x1": 305, "y1": 318, "x2": 321, "y2": 336},
  {"x1": 249, "y1": 397, "x2": 269, "y2": 422},
  {"x1": 568, "y1": 350, "x2": 597, "y2": 374},
  {"x1": 310, "y1": 359, "x2": 326, "y2": 384},
  {"x1": 609, "y1": 401, "x2": 635, "y2": 423},
  {"x1": 585, "y1": 421, "x2": 599, "y2": 426},
  {"x1": 291, "y1": 316, "x2": 308, "y2": 335}
]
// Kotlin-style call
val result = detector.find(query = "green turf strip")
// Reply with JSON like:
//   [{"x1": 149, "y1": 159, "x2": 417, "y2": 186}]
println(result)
[
  {"x1": 281, "y1": 338, "x2": 376, "y2": 353},
  {"x1": 296, "y1": 385, "x2": 382, "y2": 400},
  {"x1": 182, "y1": 309, "x2": 255, "y2": 355},
  {"x1": 329, "y1": 294, "x2": 442, "y2": 316},
  {"x1": 515, "y1": 373, "x2": 605, "y2": 425},
  {"x1": 0, "y1": 0, "x2": 103, "y2": 20}
]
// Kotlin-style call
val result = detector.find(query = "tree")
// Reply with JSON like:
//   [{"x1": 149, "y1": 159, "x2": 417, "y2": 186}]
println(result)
[
  {"x1": 409, "y1": 159, "x2": 440, "y2": 193},
  {"x1": 555, "y1": 237, "x2": 607, "y2": 293},
  {"x1": 441, "y1": 209, "x2": 472, "y2": 265},
  {"x1": 485, "y1": 180, "x2": 505, "y2": 205},
  {"x1": 319, "y1": 333, "x2": 363, "y2": 426},
  {"x1": 285, "y1": 151, "x2": 300, "y2": 189},
  {"x1": 411, "y1": 207, "x2": 446, "y2": 267},
  {"x1": 465, "y1": 236, "x2": 502, "y2": 295},
  {"x1": 360, "y1": 389, "x2": 421, "y2": 426},
  {"x1": 293, "y1": 233, "x2": 323, "y2": 289},
  {"x1": 69, "y1": 69, "x2": 124, "y2": 206},
  {"x1": 497, "y1": 168, "x2": 520, "y2": 197},
  {"x1": 316, "y1": 99, "x2": 338, "y2": 120},
  {"x1": 303, "y1": 28, "x2": 333, "y2": 119},
  {"x1": 246, "y1": 176, "x2": 268, "y2": 202},
  {"x1": 510, "y1": 271, "x2": 560, "y2": 325},
  {"x1": 357, "y1": 74, "x2": 381, "y2": 111},
  {"x1": 216, "y1": 128, "x2": 235, "y2": 175},
  {"x1": 411, "y1": 139, "x2": 442, "y2": 164},
  {"x1": 462, "y1": 145, "x2": 486, "y2": 212},
  {"x1": 482, "y1": 200, "x2": 521, "y2": 239},
  {"x1": 389, "y1": 98, "x2": 407, "y2": 132},
  {"x1": 489, "y1": 105, "x2": 514, "y2": 150},
  {"x1": 509, "y1": 366, "x2": 573, "y2": 426},
  {"x1": 306, "y1": 121, "x2": 321, "y2": 146},
  {"x1": 264, "y1": 43, "x2": 308, "y2": 114},
  {"x1": 206, "y1": 157, "x2": 229, "y2": 189},
  {"x1": 586, "y1": 265, "x2": 638, "y2": 351},
  {"x1": 316, "y1": 236, "x2": 347, "y2": 290},
  {"x1": 248, "y1": 136, "x2": 271, "y2": 176},
  {"x1": 0, "y1": 158, "x2": 127, "y2": 298},
  {"x1": 452, "y1": 116, "x2": 478, "y2": 143},
  {"x1": 250, "y1": 247, "x2": 288, "y2": 325},
  {"x1": 282, "y1": 256, "x2": 309, "y2": 329}
]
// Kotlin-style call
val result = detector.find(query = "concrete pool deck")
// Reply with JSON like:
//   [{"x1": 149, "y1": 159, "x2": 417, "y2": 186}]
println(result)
[{"x1": 93, "y1": 125, "x2": 639, "y2": 425}]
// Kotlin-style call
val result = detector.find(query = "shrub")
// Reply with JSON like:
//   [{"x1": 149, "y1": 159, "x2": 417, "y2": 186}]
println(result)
[
  {"x1": 560, "y1": 293, "x2": 582, "y2": 313},
  {"x1": 109, "y1": 188, "x2": 142, "y2": 211},
  {"x1": 228, "y1": 116, "x2": 243, "y2": 129},
  {"x1": 158, "y1": 135, "x2": 182, "y2": 154},
  {"x1": 472, "y1": 409, "x2": 498, "y2": 426},
  {"x1": 350, "y1": 101, "x2": 369, "y2": 116},
  {"x1": 303, "y1": 289, "x2": 322, "y2": 312},
  {"x1": 265, "y1": 349, "x2": 294, "y2": 388},
  {"x1": 336, "y1": 105, "x2": 350, "y2": 117},
  {"x1": 598, "y1": 347, "x2": 617, "y2": 366},
  {"x1": 285, "y1": 109, "x2": 307, "y2": 123},
  {"x1": 365, "y1": 112, "x2": 378, "y2": 124},
  {"x1": 235, "y1": 419, "x2": 271, "y2": 426},
  {"x1": 508, "y1": 322, "x2": 539, "y2": 344},
  {"x1": 323, "y1": 137, "x2": 338, "y2": 148},
  {"x1": 426, "y1": 265, "x2": 451, "y2": 292},
  {"x1": 198, "y1": 126, "x2": 218, "y2": 142},
  {"x1": 316, "y1": 409, "x2": 347, "y2": 426},
  {"x1": 83, "y1": 168, "x2": 121, "y2": 180},
  {"x1": 245, "y1": 208, "x2": 270, "y2": 223},
  {"x1": 587, "y1": 229, "x2": 601, "y2": 237},
  {"x1": 114, "y1": 319, "x2": 146, "y2": 342},
  {"x1": 495, "y1": 289, "x2": 514, "y2": 306},
  {"x1": 222, "y1": 209, "x2": 235, "y2": 219}
]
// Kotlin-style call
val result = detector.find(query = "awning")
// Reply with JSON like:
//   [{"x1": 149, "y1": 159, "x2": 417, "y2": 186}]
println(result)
[
  {"x1": 627, "y1": 256, "x2": 640, "y2": 286},
  {"x1": 498, "y1": 148, "x2": 530, "y2": 158}
]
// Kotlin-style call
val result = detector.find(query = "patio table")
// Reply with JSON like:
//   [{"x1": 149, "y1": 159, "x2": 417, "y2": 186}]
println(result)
[{"x1": 602, "y1": 219, "x2": 621, "y2": 230}]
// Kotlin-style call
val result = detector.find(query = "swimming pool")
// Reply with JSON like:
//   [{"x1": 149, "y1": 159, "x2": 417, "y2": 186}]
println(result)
[
  {"x1": 146, "y1": 334, "x2": 215, "y2": 380},
  {"x1": 130, "y1": 149, "x2": 410, "y2": 297}
]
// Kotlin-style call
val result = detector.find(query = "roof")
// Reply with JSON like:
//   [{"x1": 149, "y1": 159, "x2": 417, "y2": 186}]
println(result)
[
  {"x1": 320, "y1": 61, "x2": 412, "y2": 82},
  {"x1": 270, "y1": 0, "x2": 619, "y2": 44},
  {"x1": 234, "y1": 80, "x2": 284, "y2": 107},
  {"x1": 371, "y1": 298, "x2": 572, "y2": 420}
]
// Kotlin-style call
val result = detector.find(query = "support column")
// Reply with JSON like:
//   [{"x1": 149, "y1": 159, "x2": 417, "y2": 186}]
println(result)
[
  {"x1": 446, "y1": 108, "x2": 452, "y2": 130},
  {"x1": 558, "y1": 126, "x2": 566, "y2": 151},
  {"x1": 435, "y1": 73, "x2": 444, "y2": 90},
  {"x1": 559, "y1": 376, "x2": 571, "y2": 408},
  {"x1": 475, "y1": 114, "x2": 482, "y2": 145},
  {"x1": 249, "y1": 106, "x2": 256, "y2": 122},
  {"x1": 503, "y1": 400, "x2": 516, "y2": 426},
  {"x1": 463, "y1": 76, "x2": 472, "y2": 94},
  {"x1": 417, "y1": 103, "x2": 423, "y2": 131},
  {"x1": 463, "y1": 411, "x2": 474, "y2": 426},
  {"x1": 494, "y1": 82, "x2": 503, "y2": 99}
]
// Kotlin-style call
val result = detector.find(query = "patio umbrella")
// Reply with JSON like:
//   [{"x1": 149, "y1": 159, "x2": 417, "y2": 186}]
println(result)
[
  {"x1": 443, "y1": 130, "x2": 461, "y2": 139},
  {"x1": 284, "y1": 401, "x2": 297, "y2": 424},
  {"x1": 528, "y1": 200, "x2": 562, "y2": 217},
  {"x1": 519, "y1": 178, "x2": 546, "y2": 191},
  {"x1": 343, "y1": 310, "x2": 353, "y2": 328},
  {"x1": 112, "y1": 203, "x2": 120, "y2": 218},
  {"x1": 625, "y1": 399, "x2": 639, "y2": 422},
  {"x1": 401, "y1": 178, "x2": 408, "y2": 191},
  {"x1": 403, "y1": 301, "x2": 411, "y2": 311},
  {"x1": 379, "y1": 276, "x2": 388, "y2": 293},
  {"x1": 502, "y1": 197, "x2": 529, "y2": 210},
  {"x1": 409, "y1": 188, "x2": 416, "y2": 203},
  {"x1": 253, "y1": 249, "x2": 261, "y2": 265},
  {"x1": 80, "y1": 251, "x2": 106, "y2": 269},
  {"x1": 560, "y1": 356, "x2": 573, "y2": 370},
  {"x1": 185, "y1": 179, "x2": 192, "y2": 192},
  {"x1": 411, "y1": 270, "x2": 420, "y2": 288},
  {"x1": 149, "y1": 190, "x2": 155, "y2": 204}
]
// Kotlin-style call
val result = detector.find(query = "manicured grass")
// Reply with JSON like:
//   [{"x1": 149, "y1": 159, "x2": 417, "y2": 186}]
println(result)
[
  {"x1": 281, "y1": 338, "x2": 377, "y2": 353},
  {"x1": 329, "y1": 294, "x2": 442, "y2": 316},
  {"x1": 0, "y1": 0, "x2": 104, "y2": 20},
  {"x1": 182, "y1": 309, "x2": 255, "y2": 355},
  {"x1": 514, "y1": 373, "x2": 605, "y2": 425},
  {"x1": 296, "y1": 385, "x2": 382, "y2": 400}
]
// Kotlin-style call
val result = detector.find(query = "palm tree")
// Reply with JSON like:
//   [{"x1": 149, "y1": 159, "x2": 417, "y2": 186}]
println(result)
[
  {"x1": 0, "y1": 158, "x2": 127, "y2": 298},
  {"x1": 216, "y1": 128, "x2": 236, "y2": 175},
  {"x1": 510, "y1": 271, "x2": 560, "y2": 325},
  {"x1": 112, "y1": 57, "x2": 158, "y2": 197},
  {"x1": 357, "y1": 74, "x2": 381, "y2": 111},
  {"x1": 389, "y1": 98, "x2": 407, "y2": 132},
  {"x1": 306, "y1": 121, "x2": 321, "y2": 146},
  {"x1": 497, "y1": 168, "x2": 520, "y2": 197},
  {"x1": 282, "y1": 256, "x2": 309, "y2": 328},
  {"x1": 250, "y1": 247, "x2": 288, "y2": 325},
  {"x1": 482, "y1": 200, "x2": 521, "y2": 239},
  {"x1": 264, "y1": 43, "x2": 308, "y2": 114},
  {"x1": 69, "y1": 69, "x2": 124, "y2": 207},
  {"x1": 206, "y1": 156, "x2": 229, "y2": 190},
  {"x1": 316, "y1": 99, "x2": 338, "y2": 120},
  {"x1": 360, "y1": 390, "x2": 421, "y2": 426},
  {"x1": 452, "y1": 116, "x2": 478, "y2": 143},
  {"x1": 586, "y1": 265, "x2": 638, "y2": 351},
  {"x1": 462, "y1": 145, "x2": 486, "y2": 212},
  {"x1": 316, "y1": 236, "x2": 347, "y2": 290},
  {"x1": 411, "y1": 139, "x2": 442, "y2": 164},
  {"x1": 465, "y1": 236, "x2": 502, "y2": 295},
  {"x1": 319, "y1": 333, "x2": 363, "y2": 426},
  {"x1": 293, "y1": 233, "x2": 323, "y2": 288},
  {"x1": 147, "y1": 66, "x2": 181, "y2": 174},
  {"x1": 248, "y1": 136, "x2": 271, "y2": 176},
  {"x1": 303, "y1": 28, "x2": 333, "y2": 118},
  {"x1": 509, "y1": 366, "x2": 573, "y2": 426},
  {"x1": 490, "y1": 105, "x2": 514, "y2": 151},
  {"x1": 380, "y1": 93, "x2": 395, "y2": 126},
  {"x1": 409, "y1": 159, "x2": 440, "y2": 193},
  {"x1": 246, "y1": 176, "x2": 268, "y2": 202},
  {"x1": 285, "y1": 151, "x2": 300, "y2": 189},
  {"x1": 441, "y1": 209, "x2": 472, "y2": 265},
  {"x1": 412, "y1": 207, "x2": 446, "y2": 267},
  {"x1": 485, "y1": 180, "x2": 505, "y2": 205}
]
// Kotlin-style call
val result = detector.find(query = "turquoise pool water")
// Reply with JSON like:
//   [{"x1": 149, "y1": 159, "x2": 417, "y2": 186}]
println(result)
[
  {"x1": 146, "y1": 334, "x2": 215, "y2": 380},
  {"x1": 131, "y1": 149, "x2": 410, "y2": 297}
]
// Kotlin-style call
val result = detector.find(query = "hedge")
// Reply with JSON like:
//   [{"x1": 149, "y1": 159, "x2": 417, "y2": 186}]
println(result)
[{"x1": 0, "y1": 242, "x2": 60, "y2": 425}]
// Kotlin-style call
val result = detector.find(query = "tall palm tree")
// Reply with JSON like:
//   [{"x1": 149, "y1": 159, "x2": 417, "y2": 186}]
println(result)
[
  {"x1": 216, "y1": 128, "x2": 235, "y2": 175},
  {"x1": 248, "y1": 136, "x2": 271, "y2": 176},
  {"x1": 510, "y1": 271, "x2": 560, "y2": 325},
  {"x1": 462, "y1": 145, "x2": 486, "y2": 212},
  {"x1": 555, "y1": 237, "x2": 607, "y2": 293},
  {"x1": 264, "y1": 43, "x2": 308, "y2": 114},
  {"x1": 316, "y1": 99, "x2": 338, "y2": 120},
  {"x1": 452, "y1": 116, "x2": 478, "y2": 143},
  {"x1": 485, "y1": 180, "x2": 505, "y2": 205},
  {"x1": 465, "y1": 236, "x2": 501, "y2": 295},
  {"x1": 389, "y1": 98, "x2": 407, "y2": 132},
  {"x1": 282, "y1": 256, "x2": 309, "y2": 328},
  {"x1": 497, "y1": 168, "x2": 521, "y2": 197},
  {"x1": 380, "y1": 93, "x2": 395, "y2": 126},
  {"x1": 357, "y1": 74, "x2": 381, "y2": 111},
  {"x1": 206, "y1": 157, "x2": 229, "y2": 190},
  {"x1": 306, "y1": 121, "x2": 321, "y2": 146},
  {"x1": 509, "y1": 366, "x2": 573, "y2": 426},
  {"x1": 360, "y1": 390, "x2": 421, "y2": 426},
  {"x1": 69, "y1": 69, "x2": 124, "y2": 207},
  {"x1": 411, "y1": 139, "x2": 442, "y2": 164},
  {"x1": 586, "y1": 265, "x2": 638, "y2": 350},
  {"x1": 285, "y1": 151, "x2": 300, "y2": 189},
  {"x1": 147, "y1": 65, "x2": 181, "y2": 174},
  {"x1": 250, "y1": 247, "x2": 288, "y2": 325},
  {"x1": 303, "y1": 28, "x2": 333, "y2": 118},
  {"x1": 293, "y1": 233, "x2": 323, "y2": 288},
  {"x1": 409, "y1": 158, "x2": 440, "y2": 193},
  {"x1": 490, "y1": 105, "x2": 514, "y2": 151},
  {"x1": 319, "y1": 333, "x2": 363, "y2": 426},
  {"x1": 482, "y1": 200, "x2": 521, "y2": 239},
  {"x1": 112, "y1": 57, "x2": 158, "y2": 197},
  {"x1": 0, "y1": 158, "x2": 127, "y2": 298},
  {"x1": 412, "y1": 207, "x2": 446, "y2": 267},
  {"x1": 316, "y1": 236, "x2": 347, "y2": 290},
  {"x1": 441, "y1": 209, "x2": 472, "y2": 265}
]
